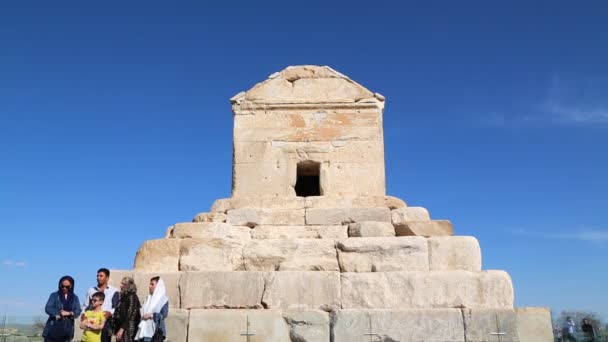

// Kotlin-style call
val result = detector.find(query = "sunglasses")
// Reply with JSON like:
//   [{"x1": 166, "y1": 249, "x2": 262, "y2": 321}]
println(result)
[
  {"x1": 92, "y1": 299, "x2": 103, "y2": 303},
  {"x1": 60, "y1": 285, "x2": 71, "y2": 289}
]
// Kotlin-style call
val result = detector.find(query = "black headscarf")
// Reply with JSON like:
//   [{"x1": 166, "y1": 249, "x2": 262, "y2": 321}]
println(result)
[{"x1": 57, "y1": 275, "x2": 75, "y2": 311}]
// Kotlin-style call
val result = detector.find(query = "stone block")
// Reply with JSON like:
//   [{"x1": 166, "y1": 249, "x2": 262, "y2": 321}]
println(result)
[
  {"x1": 132, "y1": 271, "x2": 181, "y2": 308},
  {"x1": 180, "y1": 271, "x2": 266, "y2": 309},
  {"x1": 336, "y1": 237, "x2": 429, "y2": 272},
  {"x1": 262, "y1": 272, "x2": 341, "y2": 311},
  {"x1": 192, "y1": 212, "x2": 227, "y2": 223},
  {"x1": 331, "y1": 309, "x2": 465, "y2": 342},
  {"x1": 187, "y1": 309, "x2": 290, "y2": 342},
  {"x1": 211, "y1": 196, "x2": 306, "y2": 212},
  {"x1": 395, "y1": 220, "x2": 453, "y2": 237},
  {"x1": 304, "y1": 195, "x2": 406, "y2": 209},
  {"x1": 251, "y1": 225, "x2": 347, "y2": 239},
  {"x1": 258, "y1": 208, "x2": 306, "y2": 225},
  {"x1": 179, "y1": 238, "x2": 245, "y2": 271},
  {"x1": 283, "y1": 310, "x2": 330, "y2": 342},
  {"x1": 516, "y1": 307, "x2": 554, "y2": 342},
  {"x1": 347, "y1": 221, "x2": 395, "y2": 237},
  {"x1": 164, "y1": 308, "x2": 189, "y2": 342},
  {"x1": 341, "y1": 271, "x2": 514, "y2": 309},
  {"x1": 305, "y1": 207, "x2": 391, "y2": 225},
  {"x1": 226, "y1": 208, "x2": 259, "y2": 227},
  {"x1": 171, "y1": 222, "x2": 251, "y2": 240},
  {"x1": 227, "y1": 208, "x2": 306, "y2": 226},
  {"x1": 134, "y1": 239, "x2": 181, "y2": 272},
  {"x1": 428, "y1": 236, "x2": 482, "y2": 271},
  {"x1": 391, "y1": 206, "x2": 430, "y2": 225},
  {"x1": 462, "y1": 308, "x2": 518, "y2": 342},
  {"x1": 243, "y1": 239, "x2": 339, "y2": 271}
]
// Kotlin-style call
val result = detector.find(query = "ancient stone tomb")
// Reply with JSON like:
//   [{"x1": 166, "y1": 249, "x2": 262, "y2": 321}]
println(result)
[{"x1": 112, "y1": 66, "x2": 552, "y2": 341}]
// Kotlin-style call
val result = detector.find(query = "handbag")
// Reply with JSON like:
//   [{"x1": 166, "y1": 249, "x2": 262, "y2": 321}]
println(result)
[{"x1": 47, "y1": 317, "x2": 72, "y2": 340}]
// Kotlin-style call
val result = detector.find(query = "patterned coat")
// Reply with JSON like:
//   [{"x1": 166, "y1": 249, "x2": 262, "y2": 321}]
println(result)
[{"x1": 113, "y1": 291, "x2": 141, "y2": 342}]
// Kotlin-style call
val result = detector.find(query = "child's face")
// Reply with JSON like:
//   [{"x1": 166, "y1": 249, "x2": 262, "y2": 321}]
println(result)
[{"x1": 92, "y1": 297, "x2": 103, "y2": 309}]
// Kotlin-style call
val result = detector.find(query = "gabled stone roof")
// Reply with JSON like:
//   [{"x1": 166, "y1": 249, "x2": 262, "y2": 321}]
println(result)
[{"x1": 231, "y1": 65, "x2": 385, "y2": 104}]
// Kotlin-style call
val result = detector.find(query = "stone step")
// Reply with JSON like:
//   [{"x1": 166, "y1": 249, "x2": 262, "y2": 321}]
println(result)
[
  {"x1": 341, "y1": 270, "x2": 514, "y2": 310},
  {"x1": 113, "y1": 270, "x2": 514, "y2": 311},
  {"x1": 76, "y1": 306, "x2": 551, "y2": 342},
  {"x1": 135, "y1": 236, "x2": 481, "y2": 272}
]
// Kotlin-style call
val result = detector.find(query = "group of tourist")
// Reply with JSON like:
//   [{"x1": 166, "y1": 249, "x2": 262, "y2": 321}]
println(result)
[
  {"x1": 41, "y1": 268, "x2": 169, "y2": 342},
  {"x1": 554, "y1": 316, "x2": 596, "y2": 341}
]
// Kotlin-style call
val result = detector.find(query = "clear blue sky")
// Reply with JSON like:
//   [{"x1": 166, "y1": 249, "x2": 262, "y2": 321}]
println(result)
[{"x1": 1, "y1": 1, "x2": 607, "y2": 320}]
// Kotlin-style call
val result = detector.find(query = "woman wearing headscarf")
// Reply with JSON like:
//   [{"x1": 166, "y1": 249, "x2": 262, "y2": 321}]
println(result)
[
  {"x1": 113, "y1": 276, "x2": 141, "y2": 342},
  {"x1": 135, "y1": 276, "x2": 169, "y2": 342},
  {"x1": 42, "y1": 275, "x2": 82, "y2": 342}
]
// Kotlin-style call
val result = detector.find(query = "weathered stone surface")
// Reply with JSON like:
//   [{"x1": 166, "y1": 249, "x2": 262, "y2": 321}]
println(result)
[
  {"x1": 391, "y1": 207, "x2": 430, "y2": 226},
  {"x1": 283, "y1": 310, "x2": 330, "y2": 342},
  {"x1": 337, "y1": 237, "x2": 429, "y2": 272},
  {"x1": 251, "y1": 225, "x2": 347, "y2": 239},
  {"x1": 134, "y1": 239, "x2": 181, "y2": 271},
  {"x1": 179, "y1": 238, "x2": 245, "y2": 271},
  {"x1": 171, "y1": 222, "x2": 251, "y2": 240},
  {"x1": 428, "y1": 236, "x2": 482, "y2": 271},
  {"x1": 341, "y1": 271, "x2": 513, "y2": 309},
  {"x1": 187, "y1": 309, "x2": 290, "y2": 342},
  {"x1": 347, "y1": 221, "x2": 395, "y2": 237},
  {"x1": 394, "y1": 220, "x2": 453, "y2": 237},
  {"x1": 463, "y1": 308, "x2": 518, "y2": 342},
  {"x1": 192, "y1": 211, "x2": 227, "y2": 223},
  {"x1": 226, "y1": 208, "x2": 305, "y2": 226},
  {"x1": 243, "y1": 66, "x2": 374, "y2": 103},
  {"x1": 165, "y1": 308, "x2": 189, "y2": 342},
  {"x1": 305, "y1": 207, "x2": 391, "y2": 225},
  {"x1": 516, "y1": 307, "x2": 554, "y2": 342},
  {"x1": 132, "y1": 271, "x2": 182, "y2": 308},
  {"x1": 243, "y1": 239, "x2": 339, "y2": 271},
  {"x1": 262, "y1": 272, "x2": 341, "y2": 311},
  {"x1": 331, "y1": 309, "x2": 465, "y2": 342},
  {"x1": 304, "y1": 195, "x2": 405, "y2": 209},
  {"x1": 179, "y1": 271, "x2": 265, "y2": 309},
  {"x1": 211, "y1": 196, "x2": 306, "y2": 213},
  {"x1": 226, "y1": 208, "x2": 259, "y2": 227}
]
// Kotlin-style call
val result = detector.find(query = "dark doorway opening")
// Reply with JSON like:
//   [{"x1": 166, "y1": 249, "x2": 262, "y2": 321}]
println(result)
[{"x1": 295, "y1": 161, "x2": 321, "y2": 197}]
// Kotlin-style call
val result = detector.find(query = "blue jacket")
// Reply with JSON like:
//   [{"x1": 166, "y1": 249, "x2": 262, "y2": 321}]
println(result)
[
  {"x1": 42, "y1": 291, "x2": 82, "y2": 340},
  {"x1": 153, "y1": 302, "x2": 169, "y2": 338}
]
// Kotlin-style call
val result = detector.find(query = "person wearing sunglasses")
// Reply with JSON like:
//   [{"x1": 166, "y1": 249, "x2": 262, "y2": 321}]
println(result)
[{"x1": 43, "y1": 275, "x2": 82, "y2": 342}]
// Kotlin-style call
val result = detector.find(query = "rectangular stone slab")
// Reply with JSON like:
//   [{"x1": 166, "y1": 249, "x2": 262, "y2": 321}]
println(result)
[
  {"x1": 336, "y1": 237, "x2": 429, "y2": 272},
  {"x1": 187, "y1": 309, "x2": 290, "y2": 342},
  {"x1": 251, "y1": 225, "x2": 347, "y2": 239},
  {"x1": 305, "y1": 207, "x2": 391, "y2": 225},
  {"x1": 179, "y1": 271, "x2": 266, "y2": 309},
  {"x1": 262, "y1": 271, "x2": 340, "y2": 311},
  {"x1": 394, "y1": 220, "x2": 454, "y2": 237},
  {"x1": 341, "y1": 270, "x2": 513, "y2": 309},
  {"x1": 242, "y1": 239, "x2": 339, "y2": 271},
  {"x1": 428, "y1": 236, "x2": 482, "y2": 271},
  {"x1": 331, "y1": 309, "x2": 465, "y2": 342}
]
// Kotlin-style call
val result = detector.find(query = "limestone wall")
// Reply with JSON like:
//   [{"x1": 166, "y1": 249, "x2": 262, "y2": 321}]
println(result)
[{"x1": 230, "y1": 66, "x2": 387, "y2": 197}]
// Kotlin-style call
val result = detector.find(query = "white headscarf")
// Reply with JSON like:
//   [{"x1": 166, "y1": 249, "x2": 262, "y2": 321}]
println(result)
[{"x1": 135, "y1": 278, "x2": 168, "y2": 339}]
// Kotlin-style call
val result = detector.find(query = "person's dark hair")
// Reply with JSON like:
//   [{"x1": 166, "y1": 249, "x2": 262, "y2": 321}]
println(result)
[
  {"x1": 58, "y1": 275, "x2": 75, "y2": 293},
  {"x1": 97, "y1": 268, "x2": 110, "y2": 277},
  {"x1": 92, "y1": 291, "x2": 105, "y2": 302},
  {"x1": 150, "y1": 276, "x2": 160, "y2": 283}
]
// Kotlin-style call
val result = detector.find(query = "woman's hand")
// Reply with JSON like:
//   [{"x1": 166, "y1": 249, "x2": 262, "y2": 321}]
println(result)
[
  {"x1": 59, "y1": 310, "x2": 71, "y2": 317},
  {"x1": 116, "y1": 328, "x2": 124, "y2": 341},
  {"x1": 143, "y1": 313, "x2": 152, "y2": 320}
]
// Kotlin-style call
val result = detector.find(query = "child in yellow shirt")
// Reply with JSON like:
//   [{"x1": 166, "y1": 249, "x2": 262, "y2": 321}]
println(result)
[{"x1": 80, "y1": 292, "x2": 106, "y2": 342}]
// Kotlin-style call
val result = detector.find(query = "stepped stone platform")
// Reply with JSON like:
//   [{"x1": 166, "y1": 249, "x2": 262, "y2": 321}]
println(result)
[{"x1": 110, "y1": 66, "x2": 552, "y2": 341}]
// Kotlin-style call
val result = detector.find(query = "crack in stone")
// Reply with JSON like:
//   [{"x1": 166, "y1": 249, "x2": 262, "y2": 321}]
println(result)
[{"x1": 461, "y1": 307, "x2": 469, "y2": 342}]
